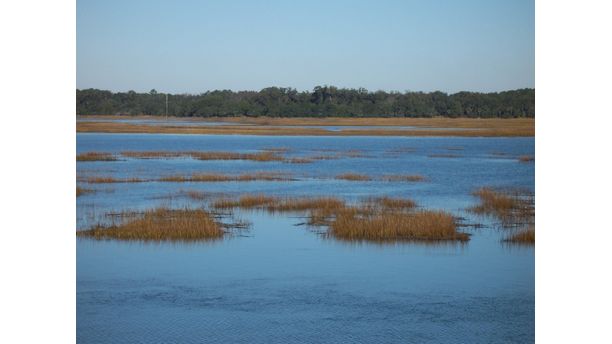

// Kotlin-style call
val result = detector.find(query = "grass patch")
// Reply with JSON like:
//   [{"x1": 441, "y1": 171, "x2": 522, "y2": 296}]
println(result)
[
  {"x1": 336, "y1": 173, "x2": 372, "y2": 181},
  {"x1": 207, "y1": 193, "x2": 465, "y2": 242},
  {"x1": 212, "y1": 194, "x2": 280, "y2": 209},
  {"x1": 77, "y1": 208, "x2": 224, "y2": 241},
  {"x1": 504, "y1": 227, "x2": 535, "y2": 244},
  {"x1": 470, "y1": 187, "x2": 534, "y2": 227},
  {"x1": 160, "y1": 172, "x2": 293, "y2": 182},
  {"x1": 77, "y1": 152, "x2": 117, "y2": 161},
  {"x1": 121, "y1": 150, "x2": 285, "y2": 162},
  {"x1": 77, "y1": 117, "x2": 535, "y2": 137},
  {"x1": 76, "y1": 186, "x2": 94, "y2": 197},
  {"x1": 329, "y1": 209, "x2": 468, "y2": 242},
  {"x1": 365, "y1": 196, "x2": 417, "y2": 210},
  {"x1": 86, "y1": 176, "x2": 145, "y2": 183}
]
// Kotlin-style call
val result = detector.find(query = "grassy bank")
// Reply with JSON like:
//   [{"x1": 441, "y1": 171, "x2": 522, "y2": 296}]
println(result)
[{"x1": 76, "y1": 116, "x2": 535, "y2": 137}]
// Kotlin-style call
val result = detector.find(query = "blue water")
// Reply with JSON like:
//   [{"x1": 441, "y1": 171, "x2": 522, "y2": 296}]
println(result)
[{"x1": 77, "y1": 133, "x2": 534, "y2": 343}]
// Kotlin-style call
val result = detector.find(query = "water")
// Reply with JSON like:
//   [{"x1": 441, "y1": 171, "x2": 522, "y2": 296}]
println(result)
[{"x1": 77, "y1": 133, "x2": 534, "y2": 343}]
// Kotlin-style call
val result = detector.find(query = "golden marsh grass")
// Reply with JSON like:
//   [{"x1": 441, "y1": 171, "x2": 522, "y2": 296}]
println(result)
[
  {"x1": 77, "y1": 116, "x2": 535, "y2": 137},
  {"x1": 471, "y1": 187, "x2": 534, "y2": 226},
  {"x1": 329, "y1": 209, "x2": 468, "y2": 242},
  {"x1": 77, "y1": 208, "x2": 223, "y2": 241}
]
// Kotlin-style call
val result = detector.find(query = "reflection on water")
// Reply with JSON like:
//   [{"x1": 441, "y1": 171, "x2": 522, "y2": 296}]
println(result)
[{"x1": 77, "y1": 133, "x2": 534, "y2": 343}]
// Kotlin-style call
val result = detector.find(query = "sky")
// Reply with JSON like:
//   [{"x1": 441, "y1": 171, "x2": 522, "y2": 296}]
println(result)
[{"x1": 77, "y1": 0, "x2": 534, "y2": 94}]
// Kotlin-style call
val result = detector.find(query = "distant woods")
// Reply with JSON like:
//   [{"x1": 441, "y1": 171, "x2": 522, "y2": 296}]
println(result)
[{"x1": 77, "y1": 86, "x2": 534, "y2": 118}]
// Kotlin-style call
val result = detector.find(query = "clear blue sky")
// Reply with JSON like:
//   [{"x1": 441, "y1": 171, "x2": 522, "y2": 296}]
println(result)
[{"x1": 77, "y1": 0, "x2": 534, "y2": 94}]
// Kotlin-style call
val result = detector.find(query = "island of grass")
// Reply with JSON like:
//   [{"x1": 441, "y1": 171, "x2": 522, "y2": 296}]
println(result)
[
  {"x1": 77, "y1": 208, "x2": 224, "y2": 241},
  {"x1": 212, "y1": 194, "x2": 469, "y2": 242}
]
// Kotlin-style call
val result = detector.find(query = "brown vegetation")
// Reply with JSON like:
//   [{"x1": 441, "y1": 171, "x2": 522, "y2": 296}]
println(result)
[
  {"x1": 86, "y1": 176, "x2": 145, "y2": 183},
  {"x1": 471, "y1": 187, "x2": 534, "y2": 226},
  {"x1": 518, "y1": 155, "x2": 535, "y2": 163},
  {"x1": 76, "y1": 186, "x2": 94, "y2": 197},
  {"x1": 336, "y1": 173, "x2": 372, "y2": 181},
  {"x1": 505, "y1": 227, "x2": 535, "y2": 244},
  {"x1": 207, "y1": 193, "x2": 466, "y2": 242},
  {"x1": 77, "y1": 117, "x2": 535, "y2": 137},
  {"x1": 77, "y1": 208, "x2": 224, "y2": 241},
  {"x1": 121, "y1": 150, "x2": 284, "y2": 162},
  {"x1": 77, "y1": 152, "x2": 117, "y2": 161},
  {"x1": 84, "y1": 172, "x2": 293, "y2": 183},
  {"x1": 329, "y1": 209, "x2": 468, "y2": 242}
]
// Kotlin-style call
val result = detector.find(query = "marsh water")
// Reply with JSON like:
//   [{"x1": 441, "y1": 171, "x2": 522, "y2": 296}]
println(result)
[{"x1": 77, "y1": 133, "x2": 534, "y2": 343}]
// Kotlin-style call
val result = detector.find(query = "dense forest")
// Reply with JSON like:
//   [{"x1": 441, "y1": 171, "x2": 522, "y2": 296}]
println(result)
[{"x1": 77, "y1": 86, "x2": 534, "y2": 118}]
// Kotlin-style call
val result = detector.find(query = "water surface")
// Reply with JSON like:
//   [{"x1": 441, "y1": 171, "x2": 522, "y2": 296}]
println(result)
[{"x1": 77, "y1": 133, "x2": 534, "y2": 343}]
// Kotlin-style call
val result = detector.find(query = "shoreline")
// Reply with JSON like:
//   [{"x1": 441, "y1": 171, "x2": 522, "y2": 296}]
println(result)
[{"x1": 76, "y1": 116, "x2": 534, "y2": 137}]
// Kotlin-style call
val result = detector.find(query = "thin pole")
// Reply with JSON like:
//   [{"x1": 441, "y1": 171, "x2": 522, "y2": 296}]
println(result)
[{"x1": 165, "y1": 93, "x2": 168, "y2": 119}]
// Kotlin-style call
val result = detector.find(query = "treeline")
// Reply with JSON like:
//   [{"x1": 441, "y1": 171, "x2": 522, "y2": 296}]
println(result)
[{"x1": 76, "y1": 86, "x2": 534, "y2": 118}]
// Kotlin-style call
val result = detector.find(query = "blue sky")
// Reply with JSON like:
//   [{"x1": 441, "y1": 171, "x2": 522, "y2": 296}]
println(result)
[{"x1": 77, "y1": 0, "x2": 534, "y2": 94}]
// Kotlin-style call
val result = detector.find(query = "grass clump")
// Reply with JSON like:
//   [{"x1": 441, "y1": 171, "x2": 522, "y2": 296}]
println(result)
[
  {"x1": 77, "y1": 152, "x2": 117, "y2": 161},
  {"x1": 336, "y1": 173, "x2": 372, "y2": 181},
  {"x1": 518, "y1": 155, "x2": 535, "y2": 163},
  {"x1": 471, "y1": 187, "x2": 534, "y2": 226},
  {"x1": 365, "y1": 196, "x2": 417, "y2": 210},
  {"x1": 77, "y1": 208, "x2": 223, "y2": 241},
  {"x1": 76, "y1": 186, "x2": 94, "y2": 197},
  {"x1": 212, "y1": 194, "x2": 280, "y2": 209},
  {"x1": 329, "y1": 209, "x2": 468, "y2": 242},
  {"x1": 86, "y1": 176, "x2": 145, "y2": 183},
  {"x1": 504, "y1": 227, "x2": 535, "y2": 244}
]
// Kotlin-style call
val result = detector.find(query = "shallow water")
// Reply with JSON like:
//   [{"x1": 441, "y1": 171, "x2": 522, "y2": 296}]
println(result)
[{"x1": 77, "y1": 133, "x2": 534, "y2": 343}]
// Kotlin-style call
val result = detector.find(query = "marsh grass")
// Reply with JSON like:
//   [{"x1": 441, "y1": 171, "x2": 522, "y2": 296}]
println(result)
[
  {"x1": 77, "y1": 152, "x2": 118, "y2": 161},
  {"x1": 518, "y1": 155, "x2": 535, "y2": 163},
  {"x1": 471, "y1": 187, "x2": 534, "y2": 227},
  {"x1": 121, "y1": 150, "x2": 285, "y2": 162},
  {"x1": 85, "y1": 172, "x2": 293, "y2": 183},
  {"x1": 365, "y1": 196, "x2": 417, "y2": 210},
  {"x1": 208, "y1": 193, "x2": 466, "y2": 242},
  {"x1": 77, "y1": 207, "x2": 224, "y2": 241},
  {"x1": 76, "y1": 186, "x2": 94, "y2": 197},
  {"x1": 504, "y1": 227, "x2": 535, "y2": 244},
  {"x1": 336, "y1": 173, "x2": 372, "y2": 181},
  {"x1": 77, "y1": 117, "x2": 535, "y2": 137},
  {"x1": 329, "y1": 209, "x2": 468, "y2": 242},
  {"x1": 86, "y1": 176, "x2": 146, "y2": 183}
]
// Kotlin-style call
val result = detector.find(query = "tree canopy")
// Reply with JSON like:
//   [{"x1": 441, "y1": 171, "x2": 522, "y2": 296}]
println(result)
[{"x1": 77, "y1": 86, "x2": 534, "y2": 118}]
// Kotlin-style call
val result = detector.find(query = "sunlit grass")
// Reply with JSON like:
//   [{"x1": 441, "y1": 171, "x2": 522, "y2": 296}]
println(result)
[
  {"x1": 77, "y1": 207, "x2": 224, "y2": 241},
  {"x1": 329, "y1": 209, "x2": 468, "y2": 242},
  {"x1": 470, "y1": 187, "x2": 534, "y2": 227}
]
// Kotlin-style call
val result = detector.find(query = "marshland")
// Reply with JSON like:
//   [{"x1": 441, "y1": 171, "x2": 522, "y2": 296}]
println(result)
[{"x1": 77, "y1": 127, "x2": 535, "y2": 342}]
